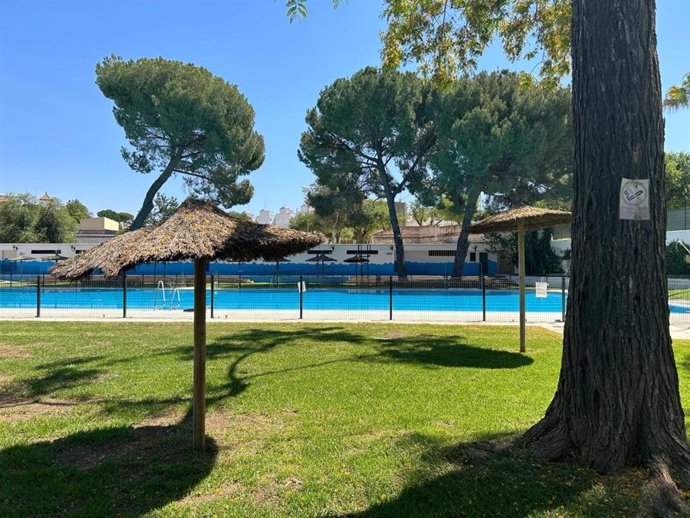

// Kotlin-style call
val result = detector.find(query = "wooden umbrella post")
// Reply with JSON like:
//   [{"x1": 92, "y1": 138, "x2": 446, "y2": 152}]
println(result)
[
  {"x1": 518, "y1": 222, "x2": 526, "y2": 353},
  {"x1": 48, "y1": 198, "x2": 323, "y2": 453},
  {"x1": 193, "y1": 257, "x2": 207, "y2": 450}
]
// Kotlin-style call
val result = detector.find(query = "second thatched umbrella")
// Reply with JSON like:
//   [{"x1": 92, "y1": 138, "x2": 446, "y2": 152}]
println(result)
[
  {"x1": 52, "y1": 198, "x2": 322, "y2": 450},
  {"x1": 467, "y1": 206, "x2": 571, "y2": 353}
]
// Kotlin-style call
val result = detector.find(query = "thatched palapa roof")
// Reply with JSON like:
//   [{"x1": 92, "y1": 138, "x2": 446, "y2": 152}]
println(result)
[
  {"x1": 467, "y1": 206, "x2": 572, "y2": 234},
  {"x1": 52, "y1": 198, "x2": 322, "y2": 279}
]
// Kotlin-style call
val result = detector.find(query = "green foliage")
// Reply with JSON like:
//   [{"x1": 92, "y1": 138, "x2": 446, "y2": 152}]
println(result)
[
  {"x1": 487, "y1": 228, "x2": 564, "y2": 275},
  {"x1": 117, "y1": 212, "x2": 134, "y2": 227},
  {"x1": 664, "y1": 73, "x2": 690, "y2": 111},
  {"x1": 0, "y1": 194, "x2": 40, "y2": 242},
  {"x1": 294, "y1": 185, "x2": 353, "y2": 243},
  {"x1": 287, "y1": 1, "x2": 570, "y2": 85},
  {"x1": 289, "y1": 197, "x2": 388, "y2": 244},
  {"x1": 285, "y1": 0, "x2": 343, "y2": 21},
  {"x1": 299, "y1": 67, "x2": 436, "y2": 267},
  {"x1": 65, "y1": 199, "x2": 91, "y2": 223},
  {"x1": 412, "y1": 71, "x2": 571, "y2": 276},
  {"x1": 409, "y1": 200, "x2": 444, "y2": 226},
  {"x1": 95, "y1": 56, "x2": 264, "y2": 228},
  {"x1": 96, "y1": 209, "x2": 119, "y2": 221},
  {"x1": 352, "y1": 199, "x2": 391, "y2": 242},
  {"x1": 382, "y1": 0, "x2": 571, "y2": 86},
  {"x1": 289, "y1": 211, "x2": 321, "y2": 232},
  {"x1": 0, "y1": 194, "x2": 76, "y2": 243},
  {"x1": 97, "y1": 209, "x2": 135, "y2": 228},
  {"x1": 666, "y1": 152, "x2": 690, "y2": 210},
  {"x1": 291, "y1": 210, "x2": 354, "y2": 244},
  {"x1": 35, "y1": 201, "x2": 77, "y2": 243},
  {"x1": 667, "y1": 241, "x2": 690, "y2": 276},
  {"x1": 226, "y1": 210, "x2": 252, "y2": 223},
  {"x1": 429, "y1": 71, "x2": 572, "y2": 210},
  {"x1": 299, "y1": 67, "x2": 435, "y2": 201},
  {"x1": 144, "y1": 193, "x2": 179, "y2": 226}
]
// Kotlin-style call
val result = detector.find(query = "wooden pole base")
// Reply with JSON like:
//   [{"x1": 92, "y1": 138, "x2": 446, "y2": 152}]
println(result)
[
  {"x1": 193, "y1": 258, "x2": 207, "y2": 450},
  {"x1": 518, "y1": 223, "x2": 526, "y2": 353}
]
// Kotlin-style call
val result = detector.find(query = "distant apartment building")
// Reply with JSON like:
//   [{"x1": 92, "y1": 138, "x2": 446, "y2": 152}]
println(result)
[
  {"x1": 255, "y1": 209, "x2": 274, "y2": 225},
  {"x1": 273, "y1": 207, "x2": 296, "y2": 228},
  {"x1": 75, "y1": 217, "x2": 119, "y2": 243}
]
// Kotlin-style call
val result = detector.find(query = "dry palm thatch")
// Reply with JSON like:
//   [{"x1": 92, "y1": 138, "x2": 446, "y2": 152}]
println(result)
[
  {"x1": 467, "y1": 206, "x2": 572, "y2": 234},
  {"x1": 52, "y1": 198, "x2": 322, "y2": 279}
]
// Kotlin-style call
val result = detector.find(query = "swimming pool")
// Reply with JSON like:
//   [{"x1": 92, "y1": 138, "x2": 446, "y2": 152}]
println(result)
[{"x1": 1, "y1": 286, "x2": 688, "y2": 314}]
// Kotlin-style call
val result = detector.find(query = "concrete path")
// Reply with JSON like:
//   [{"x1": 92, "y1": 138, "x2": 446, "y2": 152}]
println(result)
[{"x1": 538, "y1": 321, "x2": 690, "y2": 341}]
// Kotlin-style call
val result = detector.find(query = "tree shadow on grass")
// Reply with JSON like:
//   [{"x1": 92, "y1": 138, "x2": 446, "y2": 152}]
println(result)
[
  {"x1": 0, "y1": 354, "x2": 168, "y2": 408},
  {"x1": 0, "y1": 358, "x2": 103, "y2": 407},
  {"x1": 0, "y1": 413, "x2": 217, "y2": 518},
  {"x1": 365, "y1": 338, "x2": 533, "y2": 369},
  {"x1": 159, "y1": 326, "x2": 371, "y2": 398},
  {"x1": 338, "y1": 433, "x2": 632, "y2": 518},
  {"x1": 175, "y1": 328, "x2": 533, "y2": 400}
]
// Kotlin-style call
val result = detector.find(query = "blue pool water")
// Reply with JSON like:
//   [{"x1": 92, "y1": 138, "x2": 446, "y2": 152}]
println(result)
[{"x1": 1, "y1": 287, "x2": 688, "y2": 313}]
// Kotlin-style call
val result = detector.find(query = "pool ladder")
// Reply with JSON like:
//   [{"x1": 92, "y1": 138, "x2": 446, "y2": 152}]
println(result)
[{"x1": 153, "y1": 280, "x2": 181, "y2": 309}]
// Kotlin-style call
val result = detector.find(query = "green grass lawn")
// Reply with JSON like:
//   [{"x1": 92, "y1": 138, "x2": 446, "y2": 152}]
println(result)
[
  {"x1": 670, "y1": 288, "x2": 690, "y2": 300},
  {"x1": 1, "y1": 322, "x2": 689, "y2": 517}
]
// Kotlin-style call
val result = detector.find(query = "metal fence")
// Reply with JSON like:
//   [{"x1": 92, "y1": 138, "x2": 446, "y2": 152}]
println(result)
[{"x1": 1, "y1": 273, "x2": 688, "y2": 325}]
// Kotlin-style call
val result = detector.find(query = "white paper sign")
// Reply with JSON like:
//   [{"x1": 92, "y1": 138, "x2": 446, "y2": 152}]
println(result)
[
  {"x1": 535, "y1": 282, "x2": 548, "y2": 298},
  {"x1": 619, "y1": 178, "x2": 650, "y2": 220}
]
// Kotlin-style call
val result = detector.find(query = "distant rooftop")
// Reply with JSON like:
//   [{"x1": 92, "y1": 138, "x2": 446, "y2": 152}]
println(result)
[{"x1": 372, "y1": 225, "x2": 461, "y2": 244}]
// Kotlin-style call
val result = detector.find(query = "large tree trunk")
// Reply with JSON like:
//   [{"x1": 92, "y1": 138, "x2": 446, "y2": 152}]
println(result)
[
  {"x1": 451, "y1": 190, "x2": 480, "y2": 279},
  {"x1": 382, "y1": 188, "x2": 407, "y2": 280},
  {"x1": 129, "y1": 158, "x2": 179, "y2": 230},
  {"x1": 524, "y1": 0, "x2": 690, "y2": 483}
]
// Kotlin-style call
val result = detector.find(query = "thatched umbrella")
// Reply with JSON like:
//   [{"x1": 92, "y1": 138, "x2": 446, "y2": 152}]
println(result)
[
  {"x1": 52, "y1": 198, "x2": 321, "y2": 449},
  {"x1": 45, "y1": 253, "x2": 69, "y2": 262},
  {"x1": 343, "y1": 254, "x2": 370, "y2": 263},
  {"x1": 305, "y1": 252, "x2": 337, "y2": 278},
  {"x1": 467, "y1": 206, "x2": 572, "y2": 353},
  {"x1": 9, "y1": 254, "x2": 36, "y2": 278},
  {"x1": 305, "y1": 252, "x2": 336, "y2": 262}
]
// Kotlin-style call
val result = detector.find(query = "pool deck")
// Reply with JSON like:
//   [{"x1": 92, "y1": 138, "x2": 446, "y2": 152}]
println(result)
[{"x1": 1, "y1": 308, "x2": 689, "y2": 339}]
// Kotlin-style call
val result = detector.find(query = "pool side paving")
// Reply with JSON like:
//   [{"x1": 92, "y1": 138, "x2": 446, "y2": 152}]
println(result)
[{"x1": 1, "y1": 308, "x2": 689, "y2": 339}]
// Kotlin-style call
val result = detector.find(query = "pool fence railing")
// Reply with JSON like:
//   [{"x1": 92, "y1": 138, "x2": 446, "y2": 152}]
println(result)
[{"x1": 0, "y1": 272, "x2": 688, "y2": 325}]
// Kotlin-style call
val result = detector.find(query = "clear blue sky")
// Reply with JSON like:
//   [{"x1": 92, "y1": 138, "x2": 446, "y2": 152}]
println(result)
[{"x1": 0, "y1": 1, "x2": 688, "y2": 217}]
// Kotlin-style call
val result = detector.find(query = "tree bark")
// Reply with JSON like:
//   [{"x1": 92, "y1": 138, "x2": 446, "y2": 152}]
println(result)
[
  {"x1": 129, "y1": 156, "x2": 180, "y2": 230},
  {"x1": 382, "y1": 183, "x2": 407, "y2": 279},
  {"x1": 523, "y1": 0, "x2": 690, "y2": 483},
  {"x1": 451, "y1": 190, "x2": 480, "y2": 279}
]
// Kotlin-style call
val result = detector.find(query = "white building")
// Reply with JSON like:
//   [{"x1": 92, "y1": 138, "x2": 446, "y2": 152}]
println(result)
[
  {"x1": 255, "y1": 209, "x2": 274, "y2": 225},
  {"x1": 75, "y1": 217, "x2": 119, "y2": 243},
  {"x1": 273, "y1": 207, "x2": 296, "y2": 228}
]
